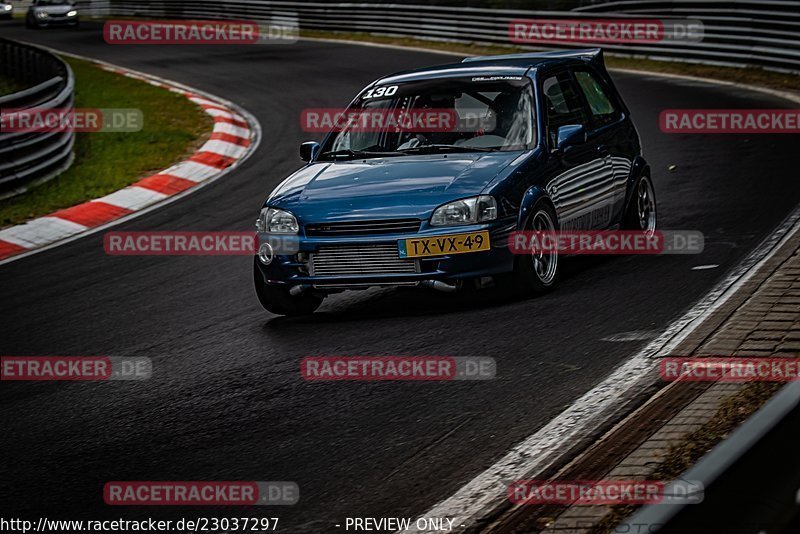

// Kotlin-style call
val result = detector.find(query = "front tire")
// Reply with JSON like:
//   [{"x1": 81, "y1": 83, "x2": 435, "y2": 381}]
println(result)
[
  {"x1": 508, "y1": 200, "x2": 560, "y2": 294},
  {"x1": 253, "y1": 260, "x2": 322, "y2": 316}
]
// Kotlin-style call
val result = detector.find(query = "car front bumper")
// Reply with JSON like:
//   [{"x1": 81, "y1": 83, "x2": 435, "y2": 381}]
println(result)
[
  {"x1": 32, "y1": 15, "x2": 78, "y2": 25},
  {"x1": 255, "y1": 218, "x2": 517, "y2": 290}
]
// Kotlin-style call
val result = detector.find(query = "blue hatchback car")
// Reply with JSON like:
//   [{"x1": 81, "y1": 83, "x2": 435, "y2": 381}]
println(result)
[{"x1": 254, "y1": 49, "x2": 656, "y2": 315}]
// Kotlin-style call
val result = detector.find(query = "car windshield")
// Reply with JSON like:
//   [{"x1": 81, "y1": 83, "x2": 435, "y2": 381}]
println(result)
[{"x1": 319, "y1": 76, "x2": 535, "y2": 160}]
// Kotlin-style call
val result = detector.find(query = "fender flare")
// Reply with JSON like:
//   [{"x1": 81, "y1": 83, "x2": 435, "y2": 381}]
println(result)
[{"x1": 517, "y1": 185, "x2": 557, "y2": 230}]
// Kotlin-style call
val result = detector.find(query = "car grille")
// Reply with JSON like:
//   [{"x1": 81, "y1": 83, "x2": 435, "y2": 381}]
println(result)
[
  {"x1": 305, "y1": 219, "x2": 421, "y2": 236},
  {"x1": 310, "y1": 244, "x2": 418, "y2": 276}
]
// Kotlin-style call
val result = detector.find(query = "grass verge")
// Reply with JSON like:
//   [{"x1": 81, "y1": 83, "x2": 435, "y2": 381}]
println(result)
[
  {"x1": 0, "y1": 56, "x2": 211, "y2": 228},
  {"x1": 0, "y1": 74, "x2": 26, "y2": 94},
  {"x1": 301, "y1": 30, "x2": 800, "y2": 93}
]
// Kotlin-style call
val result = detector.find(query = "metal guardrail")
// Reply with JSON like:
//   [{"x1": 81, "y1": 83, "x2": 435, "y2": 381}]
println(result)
[
  {"x1": 70, "y1": 0, "x2": 800, "y2": 73},
  {"x1": 625, "y1": 380, "x2": 800, "y2": 533},
  {"x1": 0, "y1": 38, "x2": 75, "y2": 198}
]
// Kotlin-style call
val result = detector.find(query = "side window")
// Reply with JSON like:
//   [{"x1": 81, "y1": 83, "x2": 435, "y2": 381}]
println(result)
[
  {"x1": 574, "y1": 70, "x2": 621, "y2": 128},
  {"x1": 542, "y1": 71, "x2": 589, "y2": 148}
]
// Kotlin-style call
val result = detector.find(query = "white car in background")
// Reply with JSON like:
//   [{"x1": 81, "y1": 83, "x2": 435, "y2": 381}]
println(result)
[
  {"x1": 1, "y1": 1, "x2": 13, "y2": 20},
  {"x1": 26, "y1": 0, "x2": 79, "y2": 28}
]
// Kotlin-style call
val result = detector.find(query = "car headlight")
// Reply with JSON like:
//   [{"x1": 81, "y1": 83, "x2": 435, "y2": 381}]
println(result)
[
  {"x1": 67, "y1": 9, "x2": 77, "y2": 16},
  {"x1": 256, "y1": 208, "x2": 299, "y2": 234},
  {"x1": 3, "y1": 5, "x2": 12, "y2": 11},
  {"x1": 430, "y1": 195, "x2": 497, "y2": 226}
]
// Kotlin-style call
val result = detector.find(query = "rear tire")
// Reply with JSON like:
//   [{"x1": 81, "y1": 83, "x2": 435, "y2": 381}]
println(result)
[
  {"x1": 623, "y1": 174, "x2": 657, "y2": 233},
  {"x1": 253, "y1": 260, "x2": 322, "y2": 316},
  {"x1": 507, "y1": 200, "x2": 560, "y2": 294}
]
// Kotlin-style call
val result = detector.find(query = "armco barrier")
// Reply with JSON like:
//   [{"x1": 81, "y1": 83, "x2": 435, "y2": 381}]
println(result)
[
  {"x1": 0, "y1": 38, "x2": 75, "y2": 199},
  {"x1": 67, "y1": 0, "x2": 800, "y2": 73},
  {"x1": 625, "y1": 381, "x2": 800, "y2": 533}
]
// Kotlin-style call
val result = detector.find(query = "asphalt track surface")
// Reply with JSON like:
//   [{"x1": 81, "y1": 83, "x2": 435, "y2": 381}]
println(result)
[{"x1": 2, "y1": 21, "x2": 800, "y2": 532}]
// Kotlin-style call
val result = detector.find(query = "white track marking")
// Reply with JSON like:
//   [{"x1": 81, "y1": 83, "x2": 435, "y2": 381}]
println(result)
[
  {"x1": 404, "y1": 206, "x2": 800, "y2": 533},
  {"x1": 601, "y1": 331, "x2": 660, "y2": 342},
  {"x1": 97, "y1": 186, "x2": 169, "y2": 211},
  {"x1": 160, "y1": 161, "x2": 223, "y2": 183},
  {"x1": 692, "y1": 264, "x2": 720, "y2": 270},
  {"x1": 189, "y1": 96, "x2": 222, "y2": 108},
  {"x1": 199, "y1": 139, "x2": 249, "y2": 159},
  {"x1": 0, "y1": 217, "x2": 88, "y2": 248},
  {"x1": 212, "y1": 121, "x2": 252, "y2": 138},
  {"x1": 203, "y1": 107, "x2": 244, "y2": 121}
]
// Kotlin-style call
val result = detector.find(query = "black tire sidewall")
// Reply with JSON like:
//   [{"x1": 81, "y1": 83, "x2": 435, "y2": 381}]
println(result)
[
  {"x1": 253, "y1": 259, "x2": 322, "y2": 316},
  {"x1": 512, "y1": 200, "x2": 560, "y2": 294},
  {"x1": 624, "y1": 175, "x2": 657, "y2": 231}
]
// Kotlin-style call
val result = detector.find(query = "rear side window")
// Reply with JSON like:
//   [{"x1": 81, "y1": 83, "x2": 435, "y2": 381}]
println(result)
[
  {"x1": 542, "y1": 71, "x2": 589, "y2": 148},
  {"x1": 574, "y1": 70, "x2": 621, "y2": 128}
]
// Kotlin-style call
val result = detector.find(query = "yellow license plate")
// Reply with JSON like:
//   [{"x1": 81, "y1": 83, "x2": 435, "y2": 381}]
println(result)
[{"x1": 399, "y1": 231, "x2": 491, "y2": 258}]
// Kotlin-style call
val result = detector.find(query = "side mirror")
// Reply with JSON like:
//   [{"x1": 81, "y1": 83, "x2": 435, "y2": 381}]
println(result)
[
  {"x1": 299, "y1": 141, "x2": 320, "y2": 162},
  {"x1": 555, "y1": 124, "x2": 586, "y2": 152}
]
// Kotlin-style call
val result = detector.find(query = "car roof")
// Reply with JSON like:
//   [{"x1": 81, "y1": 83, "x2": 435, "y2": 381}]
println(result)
[{"x1": 376, "y1": 48, "x2": 603, "y2": 84}]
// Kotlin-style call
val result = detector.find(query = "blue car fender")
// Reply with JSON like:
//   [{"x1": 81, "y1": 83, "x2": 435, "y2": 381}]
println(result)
[{"x1": 517, "y1": 185, "x2": 556, "y2": 230}]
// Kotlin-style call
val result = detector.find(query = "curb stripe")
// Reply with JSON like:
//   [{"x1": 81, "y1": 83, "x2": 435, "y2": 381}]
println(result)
[
  {"x1": 198, "y1": 103, "x2": 235, "y2": 114},
  {"x1": 214, "y1": 115, "x2": 250, "y2": 129},
  {"x1": 189, "y1": 151, "x2": 238, "y2": 169},
  {"x1": 135, "y1": 174, "x2": 197, "y2": 195},
  {"x1": 212, "y1": 122, "x2": 251, "y2": 138},
  {"x1": 98, "y1": 186, "x2": 169, "y2": 211},
  {"x1": 209, "y1": 132, "x2": 251, "y2": 147},
  {"x1": 199, "y1": 140, "x2": 249, "y2": 159},
  {"x1": 52, "y1": 202, "x2": 133, "y2": 227},
  {"x1": 0, "y1": 49, "x2": 258, "y2": 265},
  {"x1": 0, "y1": 217, "x2": 88, "y2": 248},
  {"x1": 0, "y1": 240, "x2": 27, "y2": 260},
  {"x1": 159, "y1": 161, "x2": 222, "y2": 183},
  {"x1": 188, "y1": 96, "x2": 221, "y2": 107}
]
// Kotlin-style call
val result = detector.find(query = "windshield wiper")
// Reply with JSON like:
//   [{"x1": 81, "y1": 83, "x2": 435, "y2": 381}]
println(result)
[
  {"x1": 396, "y1": 144, "x2": 500, "y2": 154},
  {"x1": 319, "y1": 148, "x2": 401, "y2": 160}
]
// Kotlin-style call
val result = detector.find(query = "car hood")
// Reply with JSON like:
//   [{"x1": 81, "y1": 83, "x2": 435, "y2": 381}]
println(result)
[
  {"x1": 34, "y1": 4, "x2": 74, "y2": 14},
  {"x1": 267, "y1": 152, "x2": 522, "y2": 222}
]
